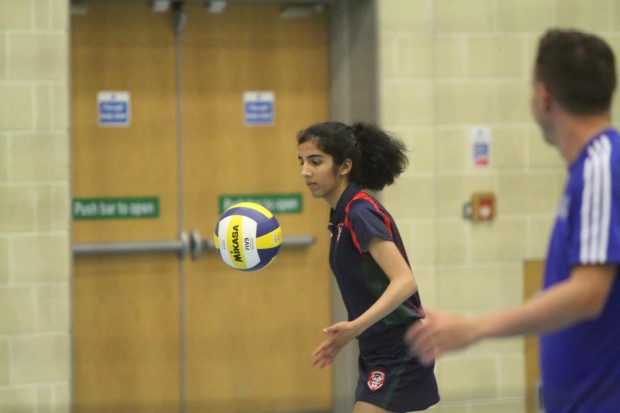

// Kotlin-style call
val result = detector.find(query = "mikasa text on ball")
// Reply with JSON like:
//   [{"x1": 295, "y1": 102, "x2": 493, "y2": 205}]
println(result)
[{"x1": 214, "y1": 202, "x2": 282, "y2": 271}]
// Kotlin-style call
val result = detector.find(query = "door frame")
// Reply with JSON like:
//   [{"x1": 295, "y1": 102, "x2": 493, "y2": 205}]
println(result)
[{"x1": 328, "y1": 1, "x2": 379, "y2": 411}]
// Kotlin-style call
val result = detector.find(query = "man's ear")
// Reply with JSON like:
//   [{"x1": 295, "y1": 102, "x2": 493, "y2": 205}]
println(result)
[
  {"x1": 340, "y1": 159, "x2": 352, "y2": 176},
  {"x1": 537, "y1": 82, "x2": 553, "y2": 111}
]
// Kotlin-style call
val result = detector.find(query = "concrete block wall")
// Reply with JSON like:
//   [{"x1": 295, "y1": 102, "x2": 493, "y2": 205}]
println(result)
[
  {"x1": 378, "y1": 0, "x2": 620, "y2": 411},
  {"x1": 0, "y1": 0, "x2": 71, "y2": 411}
]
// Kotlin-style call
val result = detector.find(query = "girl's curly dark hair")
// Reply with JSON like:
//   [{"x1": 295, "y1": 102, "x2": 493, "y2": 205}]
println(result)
[{"x1": 297, "y1": 121, "x2": 408, "y2": 191}]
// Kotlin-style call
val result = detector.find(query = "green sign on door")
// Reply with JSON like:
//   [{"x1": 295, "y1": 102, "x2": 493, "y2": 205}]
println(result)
[
  {"x1": 73, "y1": 197, "x2": 159, "y2": 220},
  {"x1": 219, "y1": 193, "x2": 302, "y2": 214}
]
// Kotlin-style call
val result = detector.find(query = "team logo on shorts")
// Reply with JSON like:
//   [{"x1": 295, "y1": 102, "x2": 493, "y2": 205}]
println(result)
[{"x1": 367, "y1": 370, "x2": 386, "y2": 391}]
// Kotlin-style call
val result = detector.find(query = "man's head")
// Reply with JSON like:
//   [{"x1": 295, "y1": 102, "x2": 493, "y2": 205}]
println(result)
[{"x1": 534, "y1": 29, "x2": 616, "y2": 116}]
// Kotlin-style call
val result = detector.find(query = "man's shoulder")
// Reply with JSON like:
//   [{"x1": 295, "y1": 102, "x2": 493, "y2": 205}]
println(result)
[{"x1": 583, "y1": 129, "x2": 620, "y2": 167}]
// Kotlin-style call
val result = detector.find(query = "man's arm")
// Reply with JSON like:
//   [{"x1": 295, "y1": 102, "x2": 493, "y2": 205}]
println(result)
[{"x1": 405, "y1": 265, "x2": 616, "y2": 365}]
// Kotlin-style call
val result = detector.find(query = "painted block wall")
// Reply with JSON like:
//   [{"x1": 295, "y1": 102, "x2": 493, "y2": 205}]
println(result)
[
  {"x1": 378, "y1": 0, "x2": 620, "y2": 411},
  {"x1": 0, "y1": 0, "x2": 71, "y2": 411}
]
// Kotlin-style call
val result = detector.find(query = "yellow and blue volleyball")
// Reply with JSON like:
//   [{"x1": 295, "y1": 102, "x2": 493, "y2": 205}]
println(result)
[{"x1": 214, "y1": 202, "x2": 282, "y2": 271}]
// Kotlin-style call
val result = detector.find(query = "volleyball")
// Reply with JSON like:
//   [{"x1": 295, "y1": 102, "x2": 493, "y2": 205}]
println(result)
[{"x1": 214, "y1": 202, "x2": 283, "y2": 271}]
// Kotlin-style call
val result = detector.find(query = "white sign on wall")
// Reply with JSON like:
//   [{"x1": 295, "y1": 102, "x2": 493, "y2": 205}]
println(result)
[
  {"x1": 98, "y1": 91, "x2": 131, "y2": 127},
  {"x1": 243, "y1": 91, "x2": 275, "y2": 126},
  {"x1": 470, "y1": 126, "x2": 491, "y2": 168}
]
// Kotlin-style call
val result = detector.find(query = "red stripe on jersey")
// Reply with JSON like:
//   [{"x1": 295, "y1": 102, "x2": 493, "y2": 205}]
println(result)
[{"x1": 344, "y1": 192, "x2": 393, "y2": 254}]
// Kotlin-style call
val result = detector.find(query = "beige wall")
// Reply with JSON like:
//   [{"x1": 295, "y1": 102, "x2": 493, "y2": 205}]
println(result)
[
  {"x1": 0, "y1": 0, "x2": 71, "y2": 411},
  {"x1": 378, "y1": 0, "x2": 620, "y2": 412}
]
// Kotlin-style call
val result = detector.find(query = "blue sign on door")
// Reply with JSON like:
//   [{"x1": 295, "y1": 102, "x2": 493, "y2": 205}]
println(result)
[
  {"x1": 98, "y1": 91, "x2": 130, "y2": 127},
  {"x1": 244, "y1": 91, "x2": 274, "y2": 126}
]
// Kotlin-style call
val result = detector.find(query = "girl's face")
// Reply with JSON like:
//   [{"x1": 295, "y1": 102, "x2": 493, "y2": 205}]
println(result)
[{"x1": 298, "y1": 139, "x2": 351, "y2": 209}]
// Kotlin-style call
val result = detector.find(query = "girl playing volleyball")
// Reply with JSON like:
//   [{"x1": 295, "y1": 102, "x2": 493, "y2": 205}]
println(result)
[{"x1": 297, "y1": 122, "x2": 439, "y2": 413}]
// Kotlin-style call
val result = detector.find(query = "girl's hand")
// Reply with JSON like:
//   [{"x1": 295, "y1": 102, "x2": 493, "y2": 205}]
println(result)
[{"x1": 311, "y1": 321, "x2": 359, "y2": 368}]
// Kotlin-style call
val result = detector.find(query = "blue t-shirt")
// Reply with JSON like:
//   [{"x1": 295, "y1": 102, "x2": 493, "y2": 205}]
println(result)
[
  {"x1": 541, "y1": 128, "x2": 620, "y2": 413},
  {"x1": 328, "y1": 183, "x2": 425, "y2": 343}
]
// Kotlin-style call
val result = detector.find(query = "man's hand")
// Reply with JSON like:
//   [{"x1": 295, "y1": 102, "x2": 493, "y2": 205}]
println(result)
[{"x1": 404, "y1": 311, "x2": 479, "y2": 365}]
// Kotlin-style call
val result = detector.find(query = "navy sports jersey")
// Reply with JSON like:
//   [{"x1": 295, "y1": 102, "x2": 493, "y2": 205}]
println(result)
[
  {"x1": 541, "y1": 128, "x2": 620, "y2": 412},
  {"x1": 329, "y1": 183, "x2": 439, "y2": 411},
  {"x1": 328, "y1": 183, "x2": 425, "y2": 341}
]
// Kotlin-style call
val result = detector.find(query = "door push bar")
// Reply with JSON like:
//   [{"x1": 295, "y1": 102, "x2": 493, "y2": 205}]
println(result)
[
  {"x1": 72, "y1": 231, "x2": 315, "y2": 260},
  {"x1": 72, "y1": 232, "x2": 191, "y2": 259},
  {"x1": 189, "y1": 230, "x2": 315, "y2": 260}
]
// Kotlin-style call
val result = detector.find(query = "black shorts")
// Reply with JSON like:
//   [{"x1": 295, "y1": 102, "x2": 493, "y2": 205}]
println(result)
[{"x1": 355, "y1": 323, "x2": 439, "y2": 412}]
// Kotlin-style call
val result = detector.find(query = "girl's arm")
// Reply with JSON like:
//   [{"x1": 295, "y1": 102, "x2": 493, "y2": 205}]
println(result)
[
  {"x1": 312, "y1": 236, "x2": 417, "y2": 367},
  {"x1": 348, "y1": 236, "x2": 418, "y2": 334}
]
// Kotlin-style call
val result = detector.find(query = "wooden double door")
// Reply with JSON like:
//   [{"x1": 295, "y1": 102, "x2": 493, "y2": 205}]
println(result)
[{"x1": 71, "y1": 2, "x2": 331, "y2": 412}]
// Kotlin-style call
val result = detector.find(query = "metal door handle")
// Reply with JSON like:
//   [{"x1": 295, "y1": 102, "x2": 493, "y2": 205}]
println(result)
[
  {"x1": 72, "y1": 230, "x2": 316, "y2": 260},
  {"x1": 189, "y1": 230, "x2": 315, "y2": 260},
  {"x1": 73, "y1": 232, "x2": 190, "y2": 259}
]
